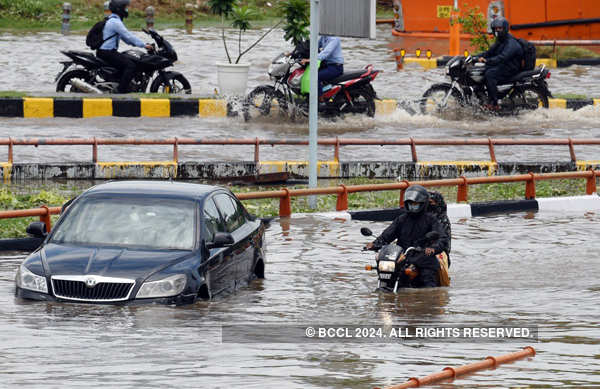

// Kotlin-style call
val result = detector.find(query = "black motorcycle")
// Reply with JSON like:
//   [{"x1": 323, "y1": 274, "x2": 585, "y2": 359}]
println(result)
[
  {"x1": 361, "y1": 227, "x2": 441, "y2": 292},
  {"x1": 420, "y1": 55, "x2": 551, "y2": 117},
  {"x1": 55, "y1": 29, "x2": 191, "y2": 94}
]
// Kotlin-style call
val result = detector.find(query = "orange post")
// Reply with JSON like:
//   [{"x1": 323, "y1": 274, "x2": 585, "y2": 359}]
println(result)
[
  {"x1": 449, "y1": 5, "x2": 460, "y2": 56},
  {"x1": 457, "y1": 176, "x2": 468, "y2": 202},
  {"x1": 525, "y1": 172, "x2": 536, "y2": 199},
  {"x1": 279, "y1": 188, "x2": 292, "y2": 217},
  {"x1": 586, "y1": 169, "x2": 597, "y2": 195},
  {"x1": 39, "y1": 205, "x2": 52, "y2": 233},
  {"x1": 336, "y1": 184, "x2": 348, "y2": 211}
]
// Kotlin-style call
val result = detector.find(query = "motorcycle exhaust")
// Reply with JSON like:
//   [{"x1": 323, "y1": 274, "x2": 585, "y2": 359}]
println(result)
[{"x1": 70, "y1": 79, "x2": 102, "y2": 94}]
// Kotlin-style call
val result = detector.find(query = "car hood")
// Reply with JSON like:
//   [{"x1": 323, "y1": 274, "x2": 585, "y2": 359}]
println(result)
[{"x1": 41, "y1": 243, "x2": 193, "y2": 280}]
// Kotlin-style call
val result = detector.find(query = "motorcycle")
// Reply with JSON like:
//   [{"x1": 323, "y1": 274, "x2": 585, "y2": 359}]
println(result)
[
  {"x1": 420, "y1": 55, "x2": 551, "y2": 117},
  {"x1": 243, "y1": 44, "x2": 381, "y2": 121},
  {"x1": 55, "y1": 29, "x2": 191, "y2": 94},
  {"x1": 361, "y1": 227, "x2": 441, "y2": 292}
]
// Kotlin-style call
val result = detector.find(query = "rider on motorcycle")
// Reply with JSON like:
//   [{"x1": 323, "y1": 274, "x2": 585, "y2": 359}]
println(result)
[
  {"x1": 476, "y1": 17, "x2": 523, "y2": 111},
  {"x1": 299, "y1": 35, "x2": 344, "y2": 103},
  {"x1": 365, "y1": 185, "x2": 449, "y2": 287},
  {"x1": 97, "y1": 0, "x2": 153, "y2": 93}
]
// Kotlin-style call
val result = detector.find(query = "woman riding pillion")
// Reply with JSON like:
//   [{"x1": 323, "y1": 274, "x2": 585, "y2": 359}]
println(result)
[{"x1": 365, "y1": 185, "x2": 450, "y2": 288}]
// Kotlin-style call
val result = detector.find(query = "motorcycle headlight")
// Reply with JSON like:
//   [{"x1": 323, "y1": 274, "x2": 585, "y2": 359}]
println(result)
[
  {"x1": 136, "y1": 274, "x2": 187, "y2": 299},
  {"x1": 15, "y1": 264, "x2": 48, "y2": 294},
  {"x1": 378, "y1": 261, "x2": 396, "y2": 273}
]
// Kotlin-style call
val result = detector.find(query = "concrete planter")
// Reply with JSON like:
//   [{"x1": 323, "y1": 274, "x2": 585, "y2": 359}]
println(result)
[{"x1": 216, "y1": 62, "x2": 250, "y2": 96}]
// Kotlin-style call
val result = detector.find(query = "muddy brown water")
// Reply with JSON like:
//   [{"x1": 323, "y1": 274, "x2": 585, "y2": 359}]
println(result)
[{"x1": 1, "y1": 212, "x2": 599, "y2": 387}]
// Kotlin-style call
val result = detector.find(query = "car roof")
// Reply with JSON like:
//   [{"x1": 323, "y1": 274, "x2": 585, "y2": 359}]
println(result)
[{"x1": 83, "y1": 180, "x2": 224, "y2": 200}]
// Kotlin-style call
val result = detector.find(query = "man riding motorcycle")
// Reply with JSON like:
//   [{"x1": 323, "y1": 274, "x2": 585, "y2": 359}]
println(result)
[
  {"x1": 365, "y1": 185, "x2": 449, "y2": 288},
  {"x1": 476, "y1": 16, "x2": 523, "y2": 111},
  {"x1": 97, "y1": 0, "x2": 153, "y2": 93}
]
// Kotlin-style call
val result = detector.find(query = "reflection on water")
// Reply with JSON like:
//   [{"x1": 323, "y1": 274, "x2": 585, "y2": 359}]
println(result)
[{"x1": 1, "y1": 213, "x2": 599, "y2": 387}]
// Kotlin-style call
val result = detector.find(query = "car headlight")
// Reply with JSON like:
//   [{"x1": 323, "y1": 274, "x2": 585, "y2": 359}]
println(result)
[
  {"x1": 378, "y1": 261, "x2": 396, "y2": 273},
  {"x1": 136, "y1": 274, "x2": 187, "y2": 299},
  {"x1": 15, "y1": 264, "x2": 48, "y2": 293}
]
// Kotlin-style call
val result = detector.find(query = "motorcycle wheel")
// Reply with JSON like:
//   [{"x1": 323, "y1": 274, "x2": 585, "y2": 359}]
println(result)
[
  {"x1": 342, "y1": 86, "x2": 376, "y2": 117},
  {"x1": 513, "y1": 86, "x2": 549, "y2": 112},
  {"x1": 56, "y1": 69, "x2": 93, "y2": 93},
  {"x1": 420, "y1": 84, "x2": 464, "y2": 118},
  {"x1": 149, "y1": 74, "x2": 192, "y2": 94},
  {"x1": 243, "y1": 85, "x2": 287, "y2": 122}
]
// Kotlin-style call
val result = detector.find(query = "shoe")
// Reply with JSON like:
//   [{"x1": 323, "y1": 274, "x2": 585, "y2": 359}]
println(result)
[{"x1": 482, "y1": 103, "x2": 500, "y2": 112}]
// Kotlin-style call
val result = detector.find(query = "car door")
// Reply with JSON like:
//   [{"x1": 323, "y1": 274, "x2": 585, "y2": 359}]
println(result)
[
  {"x1": 201, "y1": 196, "x2": 232, "y2": 296},
  {"x1": 213, "y1": 193, "x2": 254, "y2": 286}
]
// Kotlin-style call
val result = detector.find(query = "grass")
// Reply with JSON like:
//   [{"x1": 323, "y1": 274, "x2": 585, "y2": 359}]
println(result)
[
  {"x1": 537, "y1": 46, "x2": 600, "y2": 61},
  {"x1": 0, "y1": 178, "x2": 592, "y2": 238},
  {"x1": 554, "y1": 93, "x2": 596, "y2": 100}
]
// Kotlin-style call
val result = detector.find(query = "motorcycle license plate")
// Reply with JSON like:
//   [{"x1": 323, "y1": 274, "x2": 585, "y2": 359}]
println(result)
[{"x1": 379, "y1": 273, "x2": 392, "y2": 280}]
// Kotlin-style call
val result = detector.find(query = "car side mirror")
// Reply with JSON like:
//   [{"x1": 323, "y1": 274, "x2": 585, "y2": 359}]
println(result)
[
  {"x1": 26, "y1": 221, "x2": 47, "y2": 238},
  {"x1": 360, "y1": 227, "x2": 373, "y2": 237},
  {"x1": 206, "y1": 232, "x2": 234, "y2": 249}
]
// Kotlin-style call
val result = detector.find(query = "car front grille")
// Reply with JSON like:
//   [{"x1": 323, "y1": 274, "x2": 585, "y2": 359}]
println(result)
[{"x1": 51, "y1": 275, "x2": 135, "y2": 302}]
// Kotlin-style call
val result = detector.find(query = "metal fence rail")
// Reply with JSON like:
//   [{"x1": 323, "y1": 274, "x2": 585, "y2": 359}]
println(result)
[
  {"x1": 2, "y1": 137, "x2": 600, "y2": 164},
  {"x1": 1, "y1": 170, "x2": 597, "y2": 232}
]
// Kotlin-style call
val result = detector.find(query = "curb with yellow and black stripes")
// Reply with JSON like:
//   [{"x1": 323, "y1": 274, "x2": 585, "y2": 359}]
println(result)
[
  {"x1": 0, "y1": 95, "x2": 598, "y2": 119},
  {"x1": 401, "y1": 57, "x2": 600, "y2": 70}
]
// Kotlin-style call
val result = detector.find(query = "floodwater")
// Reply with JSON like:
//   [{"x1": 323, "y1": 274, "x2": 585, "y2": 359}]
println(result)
[
  {"x1": 1, "y1": 212, "x2": 599, "y2": 387},
  {"x1": 1, "y1": 26, "x2": 600, "y2": 163}
]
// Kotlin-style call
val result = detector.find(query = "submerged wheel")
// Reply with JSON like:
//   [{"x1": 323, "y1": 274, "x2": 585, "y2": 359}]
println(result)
[
  {"x1": 342, "y1": 86, "x2": 376, "y2": 117},
  {"x1": 56, "y1": 69, "x2": 94, "y2": 93},
  {"x1": 150, "y1": 73, "x2": 192, "y2": 94},
  {"x1": 420, "y1": 84, "x2": 464, "y2": 118},
  {"x1": 512, "y1": 86, "x2": 549, "y2": 112},
  {"x1": 243, "y1": 85, "x2": 287, "y2": 121}
]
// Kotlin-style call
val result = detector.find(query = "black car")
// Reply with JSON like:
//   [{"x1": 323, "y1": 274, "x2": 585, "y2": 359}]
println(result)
[{"x1": 15, "y1": 181, "x2": 266, "y2": 305}]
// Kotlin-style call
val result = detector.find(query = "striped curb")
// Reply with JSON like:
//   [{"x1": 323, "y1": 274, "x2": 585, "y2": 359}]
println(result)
[
  {"x1": 415, "y1": 57, "x2": 600, "y2": 69},
  {"x1": 0, "y1": 95, "x2": 597, "y2": 119},
  {"x1": 309, "y1": 195, "x2": 600, "y2": 221}
]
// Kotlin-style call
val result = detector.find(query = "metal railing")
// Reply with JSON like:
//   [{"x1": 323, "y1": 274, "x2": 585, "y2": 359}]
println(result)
[
  {"x1": 1, "y1": 170, "x2": 597, "y2": 232},
  {"x1": 2, "y1": 137, "x2": 600, "y2": 164}
]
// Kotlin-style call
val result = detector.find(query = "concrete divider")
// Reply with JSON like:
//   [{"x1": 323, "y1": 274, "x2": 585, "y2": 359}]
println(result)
[{"x1": 0, "y1": 95, "x2": 596, "y2": 119}]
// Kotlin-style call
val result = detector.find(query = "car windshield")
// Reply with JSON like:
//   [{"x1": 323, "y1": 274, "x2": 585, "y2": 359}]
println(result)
[{"x1": 50, "y1": 196, "x2": 196, "y2": 250}]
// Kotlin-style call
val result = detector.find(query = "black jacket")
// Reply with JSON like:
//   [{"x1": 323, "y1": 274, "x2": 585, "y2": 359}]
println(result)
[
  {"x1": 481, "y1": 34, "x2": 523, "y2": 74},
  {"x1": 372, "y1": 212, "x2": 449, "y2": 254}
]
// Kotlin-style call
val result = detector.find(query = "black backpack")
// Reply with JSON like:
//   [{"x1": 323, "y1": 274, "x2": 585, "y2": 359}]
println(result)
[
  {"x1": 517, "y1": 38, "x2": 536, "y2": 71},
  {"x1": 86, "y1": 18, "x2": 116, "y2": 50}
]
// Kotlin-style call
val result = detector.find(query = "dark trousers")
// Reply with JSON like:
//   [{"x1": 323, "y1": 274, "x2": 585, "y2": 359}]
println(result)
[
  {"x1": 97, "y1": 49, "x2": 137, "y2": 93},
  {"x1": 318, "y1": 62, "x2": 343, "y2": 97},
  {"x1": 401, "y1": 252, "x2": 440, "y2": 288},
  {"x1": 484, "y1": 66, "x2": 513, "y2": 105}
]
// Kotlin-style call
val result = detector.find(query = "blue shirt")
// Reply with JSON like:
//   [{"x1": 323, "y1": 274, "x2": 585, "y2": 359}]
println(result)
[
  {"x1": 318, "y1": 36, "x2": 344, "y2": 65},
  {"x1": 100, "y1": 14, "x2": 146, "y2": 50}
]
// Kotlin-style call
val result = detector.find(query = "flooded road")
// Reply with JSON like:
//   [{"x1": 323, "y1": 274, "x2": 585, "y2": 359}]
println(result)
[{"x1": 1, "y1": 212, "x2": 599, "y2": 388}]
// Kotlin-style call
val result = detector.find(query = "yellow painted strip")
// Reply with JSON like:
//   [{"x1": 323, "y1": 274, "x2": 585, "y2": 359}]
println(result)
[
  {"x1": 576, "y1": 161, "x2": 600, "y2": 171},
  {"x1": 536, "y1": 58, "x2": 557, "y2": 68},
  {"x1": 23, "y1": 97, "x2": 53, "y2": 118},
  {"x1": 418, "y1": 161, "x2": 498, "y2": 176},
  {"x1": 83, "y1": 98, "x2": 112, "y2": 118},
  {"x1": 97, "y1": 161, "x2": 177, "y2": 179},
  {"x1": 140, "y1": 98, "x2": 170, "y2": 117},
  {"x1": 375, "y1": 99, "x2": 397, "y2": 115},
  {"x1": 199, "y1": 99, "x2": 227, "y2": 117},
  {"x1": 1, "y1": 162, "x2": 12, "y2": 183},
  {"x1": 403, "y1": 58, "x2": 438, "y2": 69},
  {"x1": 548, "y1": 98, "x2": 567, "y2": 109},
  {"x1": 259, "y1": 160, "x2": 340, "y2": 177},
  {"x1": 594, "y1": 99, "x2": 600, "y2": 106}
]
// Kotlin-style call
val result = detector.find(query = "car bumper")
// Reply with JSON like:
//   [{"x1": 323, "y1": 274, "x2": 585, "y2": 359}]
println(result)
[{"x1": 15, "y1": 287, "x2": 197, "y2": 305}]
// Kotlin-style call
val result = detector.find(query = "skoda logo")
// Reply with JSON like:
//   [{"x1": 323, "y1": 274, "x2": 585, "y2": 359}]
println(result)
[{"x1": 84, "y1": 276, "x2": 98, "y2": 288}]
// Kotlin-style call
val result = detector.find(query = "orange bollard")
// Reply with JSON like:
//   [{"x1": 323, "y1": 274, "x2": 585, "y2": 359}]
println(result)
[
  {"x1": 395, "y1": 49, "x2": 403, "y2": 70},
  {"x1": 380, "y1": 346, "x2": 536, "y2": 389},
  {"x1": 449, "y1": 8, "x2": 460, "y2": 56}
]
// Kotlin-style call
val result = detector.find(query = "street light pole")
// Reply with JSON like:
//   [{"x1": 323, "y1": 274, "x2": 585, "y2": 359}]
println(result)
[{"x1": 308, "y1": 0, "x2": 320, "y2": 208}]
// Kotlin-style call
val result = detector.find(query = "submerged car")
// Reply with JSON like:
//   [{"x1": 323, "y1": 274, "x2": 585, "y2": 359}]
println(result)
[{"x1": 15, "y1": 181, "x2": 266, "y2": 305}]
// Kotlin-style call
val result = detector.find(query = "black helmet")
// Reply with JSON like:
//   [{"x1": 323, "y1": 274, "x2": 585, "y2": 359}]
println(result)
[
  {"x1": 404, "y1": 185, "x2": 429, "y2": 215},
  {"x1": 109, "y1": 0, "x2": 130, "y2": 19},
  {"x1": 491, "y1": 16, "x2": 509, "y2": 40}
]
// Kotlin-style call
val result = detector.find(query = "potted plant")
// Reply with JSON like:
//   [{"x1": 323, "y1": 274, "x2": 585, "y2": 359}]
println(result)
[{"x1": 208, "y1": 0, "x2": 282, "y2": 96}]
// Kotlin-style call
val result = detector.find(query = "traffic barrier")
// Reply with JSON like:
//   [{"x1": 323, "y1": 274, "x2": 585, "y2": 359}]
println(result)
[
  {"x1": 377, "y1": 346, "x2": 535, "y2": 389},
  {"x1": 0, "y1": 96, "x2": 596, "y2": 118},
  {"x1": 2, "y1": 171, "x2": 595, "y2": 226}
]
